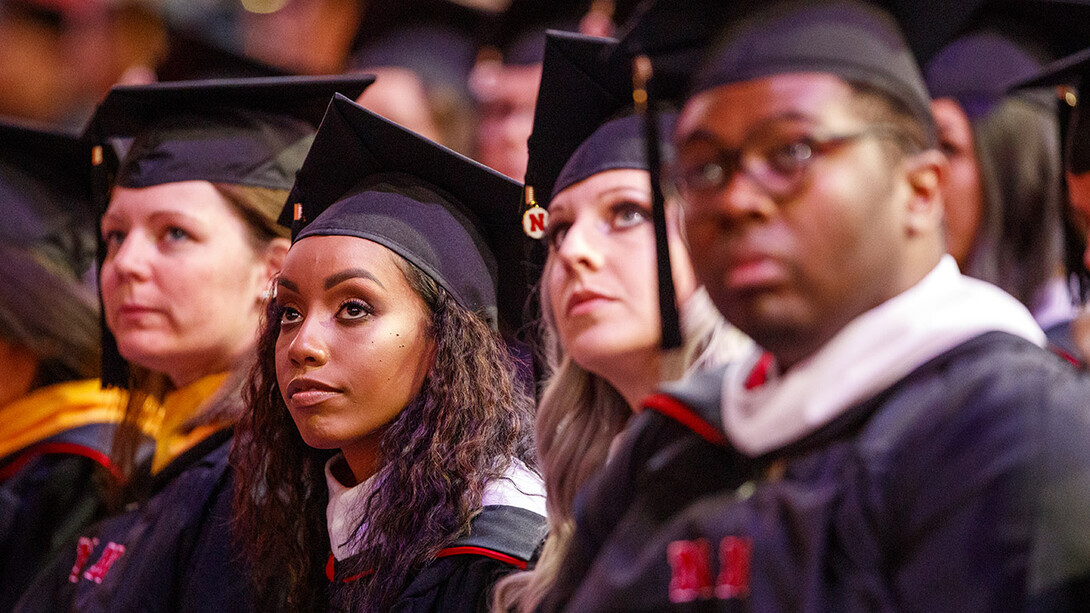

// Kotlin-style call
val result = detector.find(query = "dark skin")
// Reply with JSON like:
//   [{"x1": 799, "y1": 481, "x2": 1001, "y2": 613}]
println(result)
[{"x1": 675, "y1": 73, "x2": 947, "y2": 371}]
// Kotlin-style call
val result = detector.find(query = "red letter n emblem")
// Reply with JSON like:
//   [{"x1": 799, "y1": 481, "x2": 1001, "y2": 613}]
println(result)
[
  {"x1": 82, "y1": 542, "x2": 127, "y2": 584},
  {"x1": 68, "y1": 537, "x2": 99, "y2": 583},
  {"x1": 716, "y1": 536, "x2": 752, "y2": 599},
  {"x1": 529, "y1": 211, "x2": 545, "y2": 233},
  {"x1": 522, "y1": 207, "x2": 549, "y2": 239},
  {"x1": 667, "y1": 538, "x2": 713, "y2": 603}
]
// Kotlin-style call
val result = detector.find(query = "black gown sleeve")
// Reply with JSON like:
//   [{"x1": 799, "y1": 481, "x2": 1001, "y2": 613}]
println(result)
[
  {"x1": 0, "y1": 453, "x2": 109, "y2": 611},
  {"x1": 391, "y1": 554, "x2": 521, "y2": 613}
]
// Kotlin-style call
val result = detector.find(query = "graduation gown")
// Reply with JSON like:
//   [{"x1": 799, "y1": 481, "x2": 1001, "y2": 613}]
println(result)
[
  {"x1": 0, "y1": 380, "x2": 126, "y2": 611},
  {"x1": 12, "y1": 427, "x2": 252, "y2": 613},
  {"x1": 327, "y1": 504, "x2": 547, "y2": 612},
  {"x1": 542, "y1": 331, "x2": 1090, "y2": 612},
  {"x1": 0, "y1": 423, "x2": 119, "y2": 611}
]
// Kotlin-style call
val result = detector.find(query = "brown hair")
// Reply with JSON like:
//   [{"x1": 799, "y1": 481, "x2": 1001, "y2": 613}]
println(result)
[
  {"x1": 0, "y1": 245, "x2": 99, "y2": 387},
  {"x1": 233, "y1": 253, "x2": 536, "y2": 612},
  {"x1": 964, "y1": 97, "x2": 1063, "y2": 308}
]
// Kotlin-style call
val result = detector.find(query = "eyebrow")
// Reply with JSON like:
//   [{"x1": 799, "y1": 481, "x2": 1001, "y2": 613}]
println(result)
[
  {"x1": 277, "y1": 268, "x2": 386, "y2": 294},
  {"x1": 678, "y1": 111, "x2": 817, "y2": 148},
  {"x1": 324, "y1": 268, "x2": 385, "y2": 291},
  {"x1": 277, "y1": 277, "x2": 299, "y2": 293}
]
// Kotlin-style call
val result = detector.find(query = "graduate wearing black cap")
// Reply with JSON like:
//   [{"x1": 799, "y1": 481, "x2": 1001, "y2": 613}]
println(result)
[
  {"x1": 492, "y1": 30, "x2": 750, "y2": 613},
  {"x1": 231, "y1": 93, "x2": 546, "y2": 613},
  {"x1": 924, "y1": 19, "x2": 1080, "y2": 362},
  {"x1": 539, "y1": 1, "x2": 1090, "y2": 611},
  {"x1": 0, "y1": 119, "x2": 127, "y2": 612},
  {"x1": 12, "y1": 75, "x2": 373, "y2": 613},
  {"x1": 1016, "y1": 45, "x2": 1090, "y2": 362}
]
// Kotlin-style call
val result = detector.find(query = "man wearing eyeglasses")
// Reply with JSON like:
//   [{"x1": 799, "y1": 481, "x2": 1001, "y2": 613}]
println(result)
[{"x1": 539, "y1": 1, "x2": 1090, "y2": 612}]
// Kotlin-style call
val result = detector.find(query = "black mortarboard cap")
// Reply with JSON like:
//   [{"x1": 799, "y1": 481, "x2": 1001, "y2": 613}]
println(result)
[
  {"x1": 1014, "y1": 46, "x2": 1090, "y2": 174},
  {"x1": 690, "y1": 0, "x2": 937, "y2": 146},
  {"x1": 925, "y1": 25, "x2": 1054, "y2": 119},
  {"x1": 88, "y1": 76, "x2": 375, "y2": 389},
  {"x1": 0, "y1": 118, "x2": 94, "y2": 279},
  {"x1": 283, "y1": 94, "x2": 532, "y2": 335},
  {"x1": 526, "y1": 30, "x2": 683, "y2": 349},
  {"x1": 524, "y1": 31, "x2": 635, "y2": 208},
  {"x1": 85, "y1": 75, "x2": 376, "y2": 195}
]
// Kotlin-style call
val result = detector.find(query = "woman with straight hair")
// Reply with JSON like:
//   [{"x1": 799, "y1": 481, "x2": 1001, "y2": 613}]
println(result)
[
  {"x1": 493, "y1": 32, "x2": 751, "y2": 613},
  {"x1": 13, "y1": 76, "x2": 372, "y2": 613},
  {"x1": 232, "y1": 94, "x2": 546, "y2": 612}
]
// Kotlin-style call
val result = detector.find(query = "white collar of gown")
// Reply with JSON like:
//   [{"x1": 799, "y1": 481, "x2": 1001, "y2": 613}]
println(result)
[
  {"x1": 721, "y1": 255, "x2": 1046, "y2": 457},
  {"x1": 324, "y1": 455, "x2": 546, "y2": 561}
]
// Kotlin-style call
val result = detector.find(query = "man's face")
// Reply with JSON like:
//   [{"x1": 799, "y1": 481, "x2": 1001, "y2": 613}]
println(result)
[{"x1": 674, "y1": 73, "x2": 914, "y2": 366}]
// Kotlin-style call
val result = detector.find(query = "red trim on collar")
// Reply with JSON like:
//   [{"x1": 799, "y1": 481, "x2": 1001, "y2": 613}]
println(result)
[
  {"x1": 1048, "y1": 343, "x2": 1081, "y2": 368},
  {"x1": 326, "y1": 553, "x2": 375, "y2": 584},
  {"x1": 326, "y1": 544, "x2": 528, "y2": 585},
  {"x1": 436, "y1": 546, "x2": 528, "y2": 569},
  {"x1": 0, "y1": 441, "x2": 121, "y2": 482},
  {"x1": 744, "y1": 352, "x2": 775, "y2": 390},
  {"x1": 643, "y1": 394, "x2": 727, "y2": 446}
]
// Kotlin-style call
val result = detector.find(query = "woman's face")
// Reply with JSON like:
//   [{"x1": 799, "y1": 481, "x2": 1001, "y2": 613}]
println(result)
[
  {"x1": 100, "y1": 181, "x2": 282, "y2": 387},
  {"x1": 545, "y1": 168, "x2": 697, "y2": 375},
  {"x1": 275, "y1": 235, "x2": 435, "y2": 476},
  {"x1": 932, "y1": 98, "x2": 984, "y2": 268}
]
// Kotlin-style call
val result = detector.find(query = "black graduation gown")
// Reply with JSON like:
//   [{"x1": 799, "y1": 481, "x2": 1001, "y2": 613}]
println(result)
[
  {"x1": 12, "y1": 428, "x2": 253, "y2": 613},
  {"x1": 0, "y1": 423, "x2": 118, "y2": 611},
  {"x1": 327, "y1": 504, "x2": 547, "y2": 613},
  {"x1": 542, "y1": 331, "x2": 1090, "y2": 612},
  {"x1": 1044, "y1": 319, "x2": 1085, "y2": 367}
]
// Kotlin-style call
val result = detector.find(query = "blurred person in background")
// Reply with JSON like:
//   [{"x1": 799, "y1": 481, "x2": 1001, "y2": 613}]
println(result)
[
  {"x1": 239, "y1": 0, "x2": 363, "y2": 75},
  {"x1": 0, "y1": 120, "x2": 124, "y2": 611},
  {"x1": 924, "y1": 19, "x2": 1078, "y2": 360},
  {"x1": 349, "y1": 0, "x2": 486, "y2": 154},
  {"x1": 471, "y1": 0, "x2": 620, "y2": 179}
]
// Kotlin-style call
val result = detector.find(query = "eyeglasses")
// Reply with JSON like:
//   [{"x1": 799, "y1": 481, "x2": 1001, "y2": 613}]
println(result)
[{"x1": 671, "y1": 125, "x2": 908, "y2": 204}]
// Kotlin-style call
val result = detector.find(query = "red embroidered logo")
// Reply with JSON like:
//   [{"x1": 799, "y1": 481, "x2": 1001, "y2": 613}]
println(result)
[
  {"x1": 667, "y1": 536, "x2": 753, "y2": 603},
  {"x1": 715, "y1": 536, "x2": 752, "y2": 599},
  {"x1": 667, "y1": 538, "x2": 713, "y2": 603},
  {"x1": 82, "y1": 542, "x2": 127, "y2": 584},
  {"x1": 68, "y1": 537, "x2": 99, "y2": 583}
]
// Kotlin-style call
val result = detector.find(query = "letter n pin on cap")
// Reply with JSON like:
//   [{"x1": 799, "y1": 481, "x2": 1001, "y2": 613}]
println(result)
[{"x1": 521, "y1": 186, "x2": 548, "y2": 239}]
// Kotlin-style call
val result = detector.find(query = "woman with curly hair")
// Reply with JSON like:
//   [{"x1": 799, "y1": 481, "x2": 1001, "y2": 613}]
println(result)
[
  {"x1": 493, "y1": 32, "x2": 751, "y2": 613},
  {"x1": 232, "y1": 94, "x2": 546, "y2": 613}
]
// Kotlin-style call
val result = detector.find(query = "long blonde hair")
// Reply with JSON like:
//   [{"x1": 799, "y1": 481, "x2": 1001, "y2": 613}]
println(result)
[{"x1": 493, "y1": 269, "x2": 749, "y2": 612}]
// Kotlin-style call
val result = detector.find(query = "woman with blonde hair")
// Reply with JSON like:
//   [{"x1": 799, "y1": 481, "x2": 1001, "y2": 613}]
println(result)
[
  {"x1": 494, "y1": 32, "x2": 750, "y2": 613},
  {"x1": 13, "y1": 76, "x2": 372, "y2": 613}
]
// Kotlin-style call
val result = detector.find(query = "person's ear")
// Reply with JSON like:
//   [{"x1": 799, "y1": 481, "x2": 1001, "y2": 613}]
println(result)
[
  {"x1": 901, "y1": 148, "x2": 948, "y2": 237},
  {"x1": 261, "y1": 237, "x2": 290, "y2": 283}
]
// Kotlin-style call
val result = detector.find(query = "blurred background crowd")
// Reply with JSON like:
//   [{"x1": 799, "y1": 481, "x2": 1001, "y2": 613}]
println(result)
[{"x1": 0, "y1": 0, "x2": 644, "y2": 182}]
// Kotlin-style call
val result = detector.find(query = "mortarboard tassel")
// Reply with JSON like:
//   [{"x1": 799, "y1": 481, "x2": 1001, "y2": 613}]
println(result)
[{"x1": 633, "y1": 55, "x2": 682, "y2": 350}]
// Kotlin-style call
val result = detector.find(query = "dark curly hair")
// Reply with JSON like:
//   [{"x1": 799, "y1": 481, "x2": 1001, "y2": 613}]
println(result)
[{"x1": 232, "y1": 253, "x2": 537, "y2": 612}]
